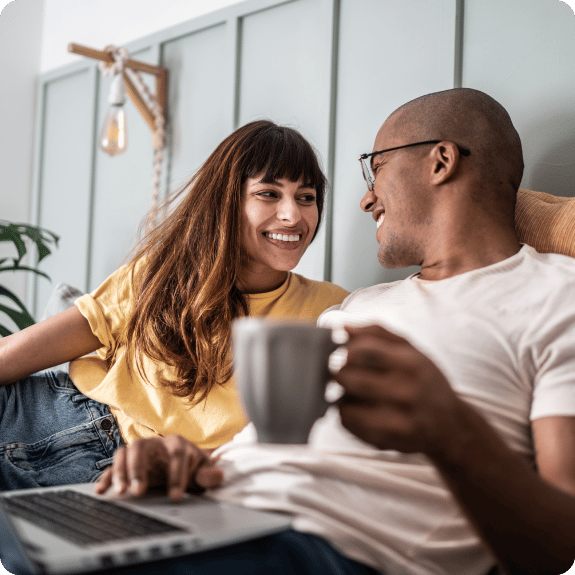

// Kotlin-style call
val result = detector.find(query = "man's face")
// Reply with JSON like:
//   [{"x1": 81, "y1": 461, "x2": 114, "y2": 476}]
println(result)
[{"x1": 360, "y1": 115, "x2": 432, "y2": 269}]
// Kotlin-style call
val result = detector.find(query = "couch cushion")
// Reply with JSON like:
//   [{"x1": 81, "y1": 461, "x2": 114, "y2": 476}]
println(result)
[
  {"x1": 515, "y1": 188, "x2": 575, "y2": 258},
  {"x1": 41, "y1": 282, "x2": 84, "y2": 321}
]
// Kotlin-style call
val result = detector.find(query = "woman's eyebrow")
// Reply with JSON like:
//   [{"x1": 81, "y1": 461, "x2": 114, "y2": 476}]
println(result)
[
  {"x1": 252, "y1": 178, "x2": 315, "y2": 189},
  {"x1": 254, "y1": 178, "x2": 282, "y2": 186}
]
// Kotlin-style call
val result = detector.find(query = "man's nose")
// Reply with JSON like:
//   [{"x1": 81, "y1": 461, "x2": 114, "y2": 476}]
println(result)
[{"x1": 360, "y1": 188, "x2": 376, "y2": 212}]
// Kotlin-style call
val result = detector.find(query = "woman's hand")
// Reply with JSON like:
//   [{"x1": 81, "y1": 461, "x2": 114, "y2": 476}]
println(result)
[{"x1": 95, "y1": 435, "x2": 224, "y2": 501}]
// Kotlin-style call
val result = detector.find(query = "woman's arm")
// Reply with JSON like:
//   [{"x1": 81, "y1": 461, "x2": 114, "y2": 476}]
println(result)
[{"x1": 0, "y1": 305, "x2": 102, "y2": 385}]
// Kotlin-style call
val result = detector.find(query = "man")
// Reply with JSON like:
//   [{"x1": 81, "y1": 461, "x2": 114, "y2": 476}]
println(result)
[{"x1": 96, "y1": 88, "x2": 575, "y2": 575}]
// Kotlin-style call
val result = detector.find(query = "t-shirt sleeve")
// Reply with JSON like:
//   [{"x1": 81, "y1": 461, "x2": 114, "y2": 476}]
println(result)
[
  {"x1": 530, "y1": 296, "x2": 575, "y2": 420},
  {"x1": 74, "y1": 264, "x2": 134, "y2": 353}
]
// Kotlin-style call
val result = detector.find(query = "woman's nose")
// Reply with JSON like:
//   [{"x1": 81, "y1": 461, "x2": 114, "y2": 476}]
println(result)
[{"x1": 277, "y1": 199, "x2": 301, "y2": 223}]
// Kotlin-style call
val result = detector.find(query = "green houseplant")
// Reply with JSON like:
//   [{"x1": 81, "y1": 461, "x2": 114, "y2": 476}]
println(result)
[{"x1": 0, "y1": 220, "x2": 59, "y2": 336}]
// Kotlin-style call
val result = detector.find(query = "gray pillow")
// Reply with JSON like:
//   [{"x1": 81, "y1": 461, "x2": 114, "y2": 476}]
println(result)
[
  {"x1": 41, "y1": 282, "x2": 84, "y2": 322},
  {"x1": 41, "y1": 282, "x2": 85, "y2": 372}
]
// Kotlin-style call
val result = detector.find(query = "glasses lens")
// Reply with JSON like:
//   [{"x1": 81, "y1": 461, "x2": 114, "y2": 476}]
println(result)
[{"x1": 360, "y1": 157, "x2": 374, "y2": 191}]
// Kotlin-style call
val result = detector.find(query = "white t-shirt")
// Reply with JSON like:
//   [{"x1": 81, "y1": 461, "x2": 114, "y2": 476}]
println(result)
[{"x1": 210, "y1": 246, "x2": 575, "y2": 575}]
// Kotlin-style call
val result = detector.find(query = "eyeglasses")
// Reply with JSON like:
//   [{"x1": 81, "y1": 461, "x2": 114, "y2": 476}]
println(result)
[{"x1": 358, "y1": 140, "x2": 471, "y2": 191}]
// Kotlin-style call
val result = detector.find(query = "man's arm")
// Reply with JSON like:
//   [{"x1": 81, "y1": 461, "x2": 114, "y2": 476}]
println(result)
[
  {"x1": 432, "y1": 407, "x2": 575, "y2": 575},
  {"x1": 336, "y1": 325, "x2": 575, "y2": 575},
  {"x1": 0, "y1": 305, "x2": 102, "y2": 384}
]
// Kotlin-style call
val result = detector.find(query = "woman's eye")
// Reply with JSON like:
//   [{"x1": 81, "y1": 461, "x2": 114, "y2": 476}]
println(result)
[
  {"x1": 256, "y1": 191, "x2": 278, "y2": 198},
  {"x1": 298, "y1": 194, "x2": 316, "y2": 203}
]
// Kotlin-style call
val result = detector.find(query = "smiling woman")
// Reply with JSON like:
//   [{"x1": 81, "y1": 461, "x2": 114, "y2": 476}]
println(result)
[
  {"x1": 240, "y1": 175, "x2": 319, "y2": 293},
  {"x1": 0, "y1": 120, "x2": 349, "y2": 491}
]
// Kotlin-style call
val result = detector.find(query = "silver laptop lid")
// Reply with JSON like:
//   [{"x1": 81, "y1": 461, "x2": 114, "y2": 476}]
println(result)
[{"x1": 0, "y1": 499, "x2": 38, "y2": 575}]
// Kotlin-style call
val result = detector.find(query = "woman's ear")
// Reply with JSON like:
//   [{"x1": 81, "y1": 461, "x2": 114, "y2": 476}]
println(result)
[{"x1": 430, "y1": 142, "x2": 461, "y2": 185}]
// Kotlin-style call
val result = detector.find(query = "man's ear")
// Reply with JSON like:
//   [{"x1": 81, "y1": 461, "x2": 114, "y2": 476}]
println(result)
[{"x1": 430, "y1": 142, "x2": 461, "y2": 185}]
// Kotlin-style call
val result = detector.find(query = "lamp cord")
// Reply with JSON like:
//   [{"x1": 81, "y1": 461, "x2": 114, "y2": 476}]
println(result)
[{"x1": 99, "y1": 46, "x2": 165, "y2": 230}]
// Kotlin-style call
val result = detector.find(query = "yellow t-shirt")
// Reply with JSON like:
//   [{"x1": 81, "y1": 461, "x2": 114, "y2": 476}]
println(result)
[{"x1": 70, "y1": 268, "x2": 349, "y2": 449}]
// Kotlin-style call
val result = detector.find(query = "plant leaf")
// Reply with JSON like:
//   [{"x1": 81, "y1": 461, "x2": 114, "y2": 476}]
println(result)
[
  {"x1": 0, "y1": 264, "x2": 51, "y2": 280},
  {"x1": 0, "y1": 285, "x2": 36, "y2": 329},
  {"x1": 0, "y1": 221, "x2": 59, "y2": 266},
  {"x1": 0, "y1": 224, "x2": 28, "y2": 263},
  {"x1": 0, "y1": 324, "x2": 13, "y2": 337},
  {"x1": 0, "y1": 285, "x2": 30, "y2": 309},
  {"x1": 0, "y1": 303, "x2": 35, "y2": 330}
]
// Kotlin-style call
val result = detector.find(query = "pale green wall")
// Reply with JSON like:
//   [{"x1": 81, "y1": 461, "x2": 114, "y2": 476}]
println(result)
[
  {"x1": 27, "y1": 0, "x2": 575, "y2": 316},
  {"x1": 463, "y1": 0, "x2": 575, "y2": 195},
  {"x1": 0, "y1": 0, "x2": 45, "y2": 332}
]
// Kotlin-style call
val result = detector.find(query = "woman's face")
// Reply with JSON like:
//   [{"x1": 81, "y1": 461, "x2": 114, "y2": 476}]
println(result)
[{"x1": 239, "y1": 174, "x2": 319, "y2": 292}]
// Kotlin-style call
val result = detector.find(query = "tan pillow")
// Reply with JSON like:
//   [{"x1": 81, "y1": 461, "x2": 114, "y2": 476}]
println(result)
[{"x1": 515, "y1": 188, "x2": 575, "y2": 258}]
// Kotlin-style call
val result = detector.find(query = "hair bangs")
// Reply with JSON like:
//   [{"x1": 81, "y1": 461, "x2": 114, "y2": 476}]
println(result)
[{"x1": 242, "y1": 127, "x2": 325, "y2": 192}]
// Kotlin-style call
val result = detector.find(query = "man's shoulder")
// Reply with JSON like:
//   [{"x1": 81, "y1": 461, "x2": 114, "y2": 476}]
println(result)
[
  {"x1": 525, "y1": 245, "x2": 575, "y2": 265},
  {"x1": 338, "y1": 279, "x2": 405, "y2": 308},
  {"x1": 520, "y1": 245, "x2": 575, "y2": 283}
]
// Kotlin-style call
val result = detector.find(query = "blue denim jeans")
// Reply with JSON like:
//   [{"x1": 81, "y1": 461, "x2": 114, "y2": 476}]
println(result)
[{"x1": 0, "y1": 371, "x2": 124, "y2": 491}]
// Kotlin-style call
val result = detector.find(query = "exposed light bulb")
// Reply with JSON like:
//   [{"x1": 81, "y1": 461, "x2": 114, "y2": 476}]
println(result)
[{"x1": 99, "y1": 74, "x2": 127, "y2": 156}]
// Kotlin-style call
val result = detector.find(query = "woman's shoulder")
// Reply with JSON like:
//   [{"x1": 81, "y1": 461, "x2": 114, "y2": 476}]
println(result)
[{"x1": 289, "y1": 273, "x2": 350, "y2": 302}]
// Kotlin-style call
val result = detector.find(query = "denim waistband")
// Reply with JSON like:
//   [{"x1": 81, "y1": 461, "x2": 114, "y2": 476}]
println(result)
[{"x1": 0, "y1": 370, "x2": 124, "y2": 490}]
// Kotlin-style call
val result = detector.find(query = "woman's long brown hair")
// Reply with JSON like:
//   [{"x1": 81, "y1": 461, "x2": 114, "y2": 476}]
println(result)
[{"x1": 107, "y1": 120, "x2": 326, "y2": 404}]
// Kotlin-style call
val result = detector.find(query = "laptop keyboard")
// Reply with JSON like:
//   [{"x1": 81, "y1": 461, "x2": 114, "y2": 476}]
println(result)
[{"x1": 1, "y1": 489, "x2": 186, "y2": 546}]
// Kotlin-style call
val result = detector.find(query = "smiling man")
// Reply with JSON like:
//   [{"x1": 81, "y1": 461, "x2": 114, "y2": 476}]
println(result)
[{"x1": 95, "y1": 88, "x2": 575, "y2": 575}]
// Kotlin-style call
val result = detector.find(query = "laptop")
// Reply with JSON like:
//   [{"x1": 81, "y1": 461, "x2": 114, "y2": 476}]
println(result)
[{"x1": 0, "y1": 483, "x2": 292, "y2": 575}]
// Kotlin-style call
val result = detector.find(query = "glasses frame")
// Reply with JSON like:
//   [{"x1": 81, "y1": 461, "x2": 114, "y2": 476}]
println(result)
[{"x1": 358, "y1": 140, "x2": 471, "y2": 191}]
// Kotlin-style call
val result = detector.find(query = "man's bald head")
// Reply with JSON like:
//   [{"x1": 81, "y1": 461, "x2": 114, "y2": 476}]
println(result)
[{"x1": 383, "y1": 89, "x2": 524, "y2": 221}]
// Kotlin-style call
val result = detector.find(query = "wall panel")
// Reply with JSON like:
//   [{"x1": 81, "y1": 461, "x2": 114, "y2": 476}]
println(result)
[
  {"x1": 238, "y1": 0, "x2": 333, "y2": 281},
  {"x1": 34, "y1": 68, "x2": 96, "y2": 316},
  {"x1": 88, "y1": 47, "x2": 159, "y2": 290},
  {"x1": 30, "y1": 0, "x2": 575, "y2": 316},
  {"x1": 163, "y1": 23, "x2": 231, "y2": 191},
  {"x1": 331, "y1": 0, "x2": 457, "y2": 291},
  {"x1": 462, "y1": 0, "x2": 575, "y2": 197}
]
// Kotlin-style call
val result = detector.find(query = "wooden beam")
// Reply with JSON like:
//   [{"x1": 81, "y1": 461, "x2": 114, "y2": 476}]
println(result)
[
  {"x1": 122, "y1": 72, "x2": 156, "y2": 132},
  {"x1": 68, "y1": 43, "x2": 165, "y2": 76},
  {"x1": 68, "y1": 42, "x2": 168, "y2": 134}
]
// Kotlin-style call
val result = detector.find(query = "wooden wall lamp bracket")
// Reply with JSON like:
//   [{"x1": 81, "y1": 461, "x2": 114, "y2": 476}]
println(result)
[{"x1": 68, "y1": 42, "x2": 168, "y2": 135}]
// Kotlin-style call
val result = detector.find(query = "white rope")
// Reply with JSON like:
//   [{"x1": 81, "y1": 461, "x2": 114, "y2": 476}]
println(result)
[{"x1": 99, "y1": 45, "x2": 165, "y2": 229}]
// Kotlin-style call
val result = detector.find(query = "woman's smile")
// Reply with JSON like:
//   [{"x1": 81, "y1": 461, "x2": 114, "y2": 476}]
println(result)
[{"x1": 263, "y1": 230, "x2": 303, "y2": 249}]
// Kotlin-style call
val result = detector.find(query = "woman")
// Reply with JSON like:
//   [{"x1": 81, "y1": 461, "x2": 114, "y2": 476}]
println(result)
[{"x1": 0, "y1": 120, "x2": 349, "y2": 490}]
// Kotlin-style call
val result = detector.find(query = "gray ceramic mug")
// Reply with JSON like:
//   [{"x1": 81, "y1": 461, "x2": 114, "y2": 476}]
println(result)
[{"x1": 232, "y1": 317, "x2": 338, "y2": 444}]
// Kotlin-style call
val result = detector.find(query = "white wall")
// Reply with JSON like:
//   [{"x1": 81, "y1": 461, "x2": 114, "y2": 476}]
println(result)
[
  {"x1": 0, "y1": 0, "x2": 45, "y2": 317},
  {"x1": 0, "y1": 0, "x2": 44, "y2": 221},
  {"x1": 0, "y1": 0, "x2": 246, "y2": 316},
  {"x1": 463, "y1": 0, "x2": 575, "y2": 195},
  {"x1": 3, "y1": 0, "x2": 575, "y2": 308},
  {"x1": 40, "y1": 0, "x2": 245, "y2": 72}
]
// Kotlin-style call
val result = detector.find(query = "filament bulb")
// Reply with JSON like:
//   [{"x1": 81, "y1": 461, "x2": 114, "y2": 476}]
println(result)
[{"x1": 99, "y1": 74, "x2": 127, "y2": 156}]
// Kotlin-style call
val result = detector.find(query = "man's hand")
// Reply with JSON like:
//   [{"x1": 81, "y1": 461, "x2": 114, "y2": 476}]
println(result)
[
  {"x1": 335, "y1": 324, "x2": 464, "y2": 455},
  {"x1": 95, "y1": 435, "x2": 224, "y2": 501}
]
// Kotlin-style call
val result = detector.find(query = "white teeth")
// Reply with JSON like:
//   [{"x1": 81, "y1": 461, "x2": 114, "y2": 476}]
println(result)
[
  {"x1": 265, "y1": 232, "x2": 301, "y2": 242},
  {"x1": 376, "y1": 214, "x2": 385, "y2": 229}
]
